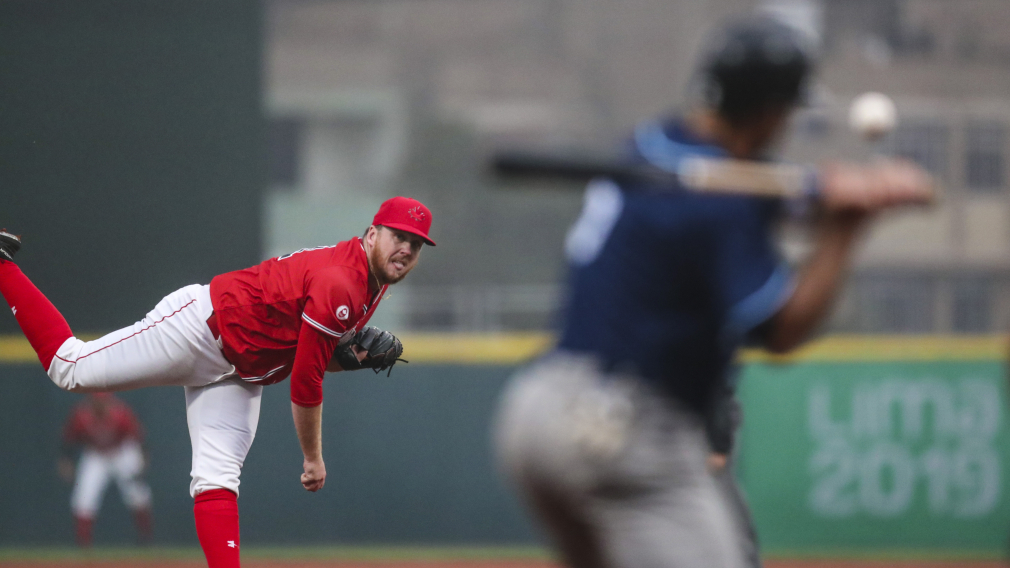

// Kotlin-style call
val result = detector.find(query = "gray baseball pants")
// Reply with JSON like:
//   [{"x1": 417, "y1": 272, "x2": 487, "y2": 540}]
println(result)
[
  {"x1": 494, "y1": 352, "x2": 745, "y2": 568},
  {"x1": 713, "y1": 458, "x2": 762, "y2": 568}
]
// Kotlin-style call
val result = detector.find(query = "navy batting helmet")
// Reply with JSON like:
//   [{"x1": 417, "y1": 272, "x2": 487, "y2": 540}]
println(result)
[{"x1": 697, "y1": 16, "x2": 814, "y2": 125}]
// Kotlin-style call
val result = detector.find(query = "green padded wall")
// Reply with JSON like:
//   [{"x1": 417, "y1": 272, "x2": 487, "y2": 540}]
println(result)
[{"x1": 0, "y1": 364, "x2": 539, "y2": 546}]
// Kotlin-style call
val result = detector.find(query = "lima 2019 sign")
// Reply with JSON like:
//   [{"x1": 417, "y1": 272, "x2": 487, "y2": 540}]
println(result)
[{"x1": 807, "y1": 378, "x2": 999, "y2": 518}]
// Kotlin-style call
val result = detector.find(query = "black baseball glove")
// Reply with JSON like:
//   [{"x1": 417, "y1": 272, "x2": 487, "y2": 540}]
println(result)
[{"x1": 333, "y1": 326, "x2": 406, "y2": 376}]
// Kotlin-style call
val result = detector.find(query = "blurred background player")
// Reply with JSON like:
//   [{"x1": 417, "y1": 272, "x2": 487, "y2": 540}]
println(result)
[
  {"x1": 59, "y1": 393, "x2": 153, "y2": 548},
  {"x1": 494, "y1": 15, "x2": 934, "y2": 568}
]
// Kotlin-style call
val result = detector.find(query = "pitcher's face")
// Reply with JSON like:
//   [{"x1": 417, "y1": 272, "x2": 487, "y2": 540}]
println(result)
[{"x1": 367, "y1": 226, "x2": 423, "y2": 285}]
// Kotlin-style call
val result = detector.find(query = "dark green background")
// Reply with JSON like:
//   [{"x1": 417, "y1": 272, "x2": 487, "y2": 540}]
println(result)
[{"x1": 0, "y1": 0, "x2": 264, "y2": 333}]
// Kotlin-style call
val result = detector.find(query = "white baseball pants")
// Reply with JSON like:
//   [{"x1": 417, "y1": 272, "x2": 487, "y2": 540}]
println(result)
[
  {"x1": 47, "y1": 284, "x2": 262, "y2": 497},
  {"x1": 71, "y1": 440, "x2": 151, "y2": 518}
]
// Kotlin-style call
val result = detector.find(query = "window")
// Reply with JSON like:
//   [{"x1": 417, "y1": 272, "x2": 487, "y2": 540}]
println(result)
[
  {"x1": 965, "y1": 122, "x2": 1005, "y2": 192},
  {"x1": 887, "y1": 121, "x2": 949, "y2": 178},
  {"x1": 855, "y1": 276, "x2": 935, "y2": 333},
  {"x1": 952, "y1": 278, "x2": 993, "y2": 333},
  {"x1": 822, "y1": 0, "x2": 899, "y2": 53}
]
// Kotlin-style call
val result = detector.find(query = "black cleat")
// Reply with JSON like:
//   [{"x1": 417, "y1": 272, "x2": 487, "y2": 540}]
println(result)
[{"x1": 0, "y1": 230, "x2": 21, "y2": 263}]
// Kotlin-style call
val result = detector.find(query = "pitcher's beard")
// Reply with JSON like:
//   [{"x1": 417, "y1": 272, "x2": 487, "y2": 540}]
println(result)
[{"x1": 369, "y1": 246, "x2": 410, "y2": 285}]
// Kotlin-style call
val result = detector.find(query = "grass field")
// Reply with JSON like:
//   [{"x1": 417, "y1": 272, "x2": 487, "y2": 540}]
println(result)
[{"x1": 0, "y1": 547, "x2": 1007, "y2": 568}]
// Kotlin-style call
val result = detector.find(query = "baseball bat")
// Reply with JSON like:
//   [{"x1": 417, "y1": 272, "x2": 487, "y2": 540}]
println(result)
[{"x1": 490, "y1": 150, "x2": 817, "y2": 199}]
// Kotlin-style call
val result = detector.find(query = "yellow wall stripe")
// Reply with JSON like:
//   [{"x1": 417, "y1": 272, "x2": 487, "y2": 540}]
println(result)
[
  {"x1": 398, "y1": 332, "x2": 555, "y2": 364},
  {"x1": 401, "y1": 333, "x2": 1008, "y2": 364},
  {"x1": 0, "y1": 333, "x2": 1004, "y2": 366},
  {"x1": 0, "y1": 336, "x2": 39, "y2": 364},
  {"x1": 739, "y1": 334, "x2": 1008, "y2": 363}
]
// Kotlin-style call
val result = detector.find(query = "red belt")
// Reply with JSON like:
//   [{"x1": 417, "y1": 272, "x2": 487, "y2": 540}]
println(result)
[{"x1": 206, "y1": 311, "x2": 221, "y2": 340}]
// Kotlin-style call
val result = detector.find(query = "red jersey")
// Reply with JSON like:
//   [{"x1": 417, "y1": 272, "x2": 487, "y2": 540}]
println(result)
[
  {"x1": 209, "y1": 236, "x2": 387, "y2": 407},
  {"x1": 63, "y1": 397, "x2": 143, "y2": 452}
]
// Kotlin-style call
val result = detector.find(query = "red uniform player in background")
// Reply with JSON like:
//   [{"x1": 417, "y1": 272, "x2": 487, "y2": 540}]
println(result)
[{"x1": 59, "y1": 393, "x2": 153, "y2": 547}]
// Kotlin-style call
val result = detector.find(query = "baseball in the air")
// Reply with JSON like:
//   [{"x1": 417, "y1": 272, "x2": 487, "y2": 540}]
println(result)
[{"x1": 848, "y1": 92, "x2": 897, "y2": 140}]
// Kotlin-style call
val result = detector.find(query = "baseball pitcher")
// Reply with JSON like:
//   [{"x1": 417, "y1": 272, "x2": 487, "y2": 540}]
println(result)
[{"x1": 0, "y1": 196, "x2": 434, "y2": 568}]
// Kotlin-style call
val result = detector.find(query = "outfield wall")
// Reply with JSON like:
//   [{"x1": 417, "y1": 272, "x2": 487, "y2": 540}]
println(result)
[
  {"x1": 737, "y1": 337, "x2": 1010, "y2": 552},
  {"x1": 0, "y1": 361, "x2": 536, "y2": 546},
  {"x1": 0, "y1": 335, "x2": 1007, "y2": 553}
]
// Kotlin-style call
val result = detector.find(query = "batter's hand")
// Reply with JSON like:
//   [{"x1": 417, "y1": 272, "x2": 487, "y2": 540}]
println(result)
[
  {"x1": 819, "y1": 159, "x2": 935, "y2": 214},
  {"x1": 301, "y1": 458, "x2": 326, "y2": 492},
  {"x1": 707, "y1": 453, "x2": 728, "y2": 473}
]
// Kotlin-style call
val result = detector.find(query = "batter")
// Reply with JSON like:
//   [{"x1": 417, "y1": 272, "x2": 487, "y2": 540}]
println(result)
[{"x1": 493, "y1": 17, "x2": 933, "y2": 568}]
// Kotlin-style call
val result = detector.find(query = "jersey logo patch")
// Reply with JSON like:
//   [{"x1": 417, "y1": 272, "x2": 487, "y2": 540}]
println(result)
[
  {"x1": 408, "y1": 207, "x2": 426, "y2": 222},
  {"x1": 336, "y1": 305, "x2": 350, "y2": 320},
  {"x1": 227, "y1": 540, "x2": 237, "y2": 549}
]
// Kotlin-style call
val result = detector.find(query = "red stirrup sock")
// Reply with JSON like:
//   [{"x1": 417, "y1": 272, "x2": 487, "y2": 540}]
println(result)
[
  {"x1": 194, "y1": 489, "x2": 241, "y2": 568},
  {"x1": 0, "y1": 262, "x2": 72, "y2": 370},
  {"x1": 74, "y1": 515, "x2": 93, "y2": 548},
  {"x1": 133, "y1": 507, "x2": 154, "y2": 544}
]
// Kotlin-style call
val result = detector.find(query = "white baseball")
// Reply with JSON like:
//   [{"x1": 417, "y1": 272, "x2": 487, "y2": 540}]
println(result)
[{"x1": 848, "y1": 92, "x2": 897, "y2": 140}]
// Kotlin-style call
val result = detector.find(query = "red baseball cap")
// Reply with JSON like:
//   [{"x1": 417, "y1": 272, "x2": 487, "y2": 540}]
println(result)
[{"x1": 372, "y1": 196, "x2": 436, "y2": 246}]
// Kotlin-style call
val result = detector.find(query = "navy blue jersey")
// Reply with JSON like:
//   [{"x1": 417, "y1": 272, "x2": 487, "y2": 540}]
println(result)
[{"x1": 557, "y1": 117, "x2": 793, "y2": 413}]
